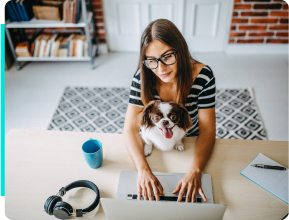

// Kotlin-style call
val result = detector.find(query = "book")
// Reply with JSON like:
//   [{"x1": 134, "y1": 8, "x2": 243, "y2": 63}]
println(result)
[
  {"x1": 58, "y1": 37, "x2": 69, "y2": 57},
  {"x1": 76, "y1": 35, "x2": 86, "y2": 57},
  {"x1": 15, "y1": 41, "x2": 31, "y2": 57},
  {"x1": 241, "y1": 153, "x2": 288, "y2": 204},
  {"x1": 44, "y1": 35, "x2": 55, "y2": 57},
  {"x1": 83, "y1": 37, "x2": 89, "y2": 57},
  {"x1": 75, "y1": 0, "x2": 81, "y2": 24},
  {"x1": 46, "y1": 34, "x2": 58, "y2": 57},
  {"x1": 51, "y1": 36, "x2": 63, "y2": 57},
  {"x1": 6, "y1": 1, "x2": 19, "y2": 22},
  {"x1": 39, "y1": 35, "x2": 51, "y2": 57},
  {"x1": 10, "y1": 1, "x2": 21, "y2": 21},
  {"x1": 15, "y1": 0, "x2": 25, "y2": 21},
  {"x1": 33, "y1": 35, "x2": 44, "y2": 57},
  {"x1": 72, "y1": 0, "x2": 77, "y2": 23},
  {"x1": 67, "y1": 34, "x2": 75, "y2": 57},
  {"x1": 30, "y1": 42, "x2": 35, "y2": 56},
  {"x1": 63, "y1": 0, "x2": 69, "y2": 23}
]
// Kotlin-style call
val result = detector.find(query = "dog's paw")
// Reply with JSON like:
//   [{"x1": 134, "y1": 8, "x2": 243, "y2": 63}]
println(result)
[
  {"x1": 144, "y1": 144, "x2": 153, "y2": 157},
  {"x1": 175, "y1": 143, "x2": 185, "y2": 151}
]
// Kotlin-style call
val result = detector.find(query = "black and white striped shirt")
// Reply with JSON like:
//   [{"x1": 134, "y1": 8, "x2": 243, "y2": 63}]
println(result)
[{"x1": 129, "y1": 65, "x2": 216, "y2": 137}]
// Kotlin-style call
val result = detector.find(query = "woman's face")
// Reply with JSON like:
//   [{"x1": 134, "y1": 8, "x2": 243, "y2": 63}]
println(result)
[{"x1": 145, "y1": 40, "x2": 178, "y2": 84}]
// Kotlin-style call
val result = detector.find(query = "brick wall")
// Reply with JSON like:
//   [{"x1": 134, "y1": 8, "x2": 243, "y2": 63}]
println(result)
[
  {"x1": 92, "y1": 0, "x2": 106, "y2": 43},
  {"x1": 229, "y1": 0, "x2": 288, "y2": 44}
]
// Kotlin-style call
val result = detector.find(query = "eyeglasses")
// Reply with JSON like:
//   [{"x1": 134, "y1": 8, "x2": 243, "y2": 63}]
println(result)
[{"x1": 142, "y1": 51, "x2": 177, "y2": 70}]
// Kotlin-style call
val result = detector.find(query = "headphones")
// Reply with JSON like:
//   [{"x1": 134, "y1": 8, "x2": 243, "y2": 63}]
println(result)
[{"x1": 44, "y1": 180, "x2": 100, "y2": 219}]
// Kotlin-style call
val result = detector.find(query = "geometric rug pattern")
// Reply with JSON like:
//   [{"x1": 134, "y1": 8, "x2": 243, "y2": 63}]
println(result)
[
  {"x1": 48, "y1": 87, "x2": 267, "y2": 140},
  {"x1": 215, "y1": 88, "x2": 267, "y2": 140}
]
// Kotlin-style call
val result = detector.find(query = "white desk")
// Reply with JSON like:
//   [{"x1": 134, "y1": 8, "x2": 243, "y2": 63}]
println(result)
[{"x1": 5, "y1": 129, "x2": 288, "y2": 220}]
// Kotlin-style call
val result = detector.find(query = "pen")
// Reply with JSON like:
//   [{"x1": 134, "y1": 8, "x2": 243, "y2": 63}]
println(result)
[{"x1": 251, "y1": 164, "x2": 287, "y2": 170}]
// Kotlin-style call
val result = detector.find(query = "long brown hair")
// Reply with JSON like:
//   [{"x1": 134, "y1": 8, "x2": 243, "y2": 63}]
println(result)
[{"x1": 138, "y1": 19, "x2": 200, "y2": 106}]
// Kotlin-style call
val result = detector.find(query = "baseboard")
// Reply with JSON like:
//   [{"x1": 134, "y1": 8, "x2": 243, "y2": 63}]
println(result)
[
  {"x1": 226, "y1": 44, "x2": 288, "y2": 54},
  {"x1": 98, "y1": 43, "x2": 108, "y2": 55}
]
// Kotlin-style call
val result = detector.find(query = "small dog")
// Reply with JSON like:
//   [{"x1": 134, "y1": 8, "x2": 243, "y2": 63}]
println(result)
[{"x1": 140, "y1": 100, "x2": 192, "y2": 156}]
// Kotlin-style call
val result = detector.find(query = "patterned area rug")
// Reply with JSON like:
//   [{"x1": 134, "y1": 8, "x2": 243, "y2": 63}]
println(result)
[{"x1": 48, "y1": 87, "x2": 267, "y2": 140}]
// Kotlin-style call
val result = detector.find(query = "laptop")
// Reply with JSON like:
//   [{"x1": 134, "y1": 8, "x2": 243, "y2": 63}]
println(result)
[{"x1": 101, "y1": 170, "x2": 226, "y2": 220}]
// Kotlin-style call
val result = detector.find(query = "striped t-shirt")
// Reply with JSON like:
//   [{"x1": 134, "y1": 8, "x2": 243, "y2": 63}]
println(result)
[{"x1": 129, "y1": 65, "x2": 216, "y2": 137}]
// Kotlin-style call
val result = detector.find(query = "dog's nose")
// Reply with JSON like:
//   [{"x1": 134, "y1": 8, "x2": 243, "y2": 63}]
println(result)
[{"x1": 162, "y1": 120, "x2": 169, "y2": 126}]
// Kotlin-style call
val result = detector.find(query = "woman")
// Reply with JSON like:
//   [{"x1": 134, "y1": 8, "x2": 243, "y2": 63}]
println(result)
[{"x1": 123, "y1": 19, "x2": 216, "y2": 203}]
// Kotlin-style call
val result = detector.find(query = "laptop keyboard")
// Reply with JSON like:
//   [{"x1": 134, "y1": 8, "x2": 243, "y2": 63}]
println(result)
[{"x1": 126, "y1": 194, "x2": 202, "y2": 203}]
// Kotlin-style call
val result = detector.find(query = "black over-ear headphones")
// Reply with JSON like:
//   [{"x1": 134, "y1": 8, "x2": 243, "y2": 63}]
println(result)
[{"x1": 44, "y1": 180, "x2": 100, "y2": 219}]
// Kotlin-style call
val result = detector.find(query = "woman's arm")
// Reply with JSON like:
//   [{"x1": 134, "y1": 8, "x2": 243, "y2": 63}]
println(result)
[
  {"x1": 173, "y1": 107, "x2": 216, "y2": 202},
  {"x1": 123, "y1": 104, "x2": 164, "y2": 201}
]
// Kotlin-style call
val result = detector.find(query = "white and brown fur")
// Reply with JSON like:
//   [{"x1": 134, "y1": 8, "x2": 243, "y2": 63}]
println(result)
[{"x1": 140, "y1": 100, "x2": 192, "y2": 156}]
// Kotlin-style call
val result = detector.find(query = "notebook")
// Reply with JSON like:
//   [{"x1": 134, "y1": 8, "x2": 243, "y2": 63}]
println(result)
[{"x1": 241, "y1": 153, "x2": 288, "y2": 203}]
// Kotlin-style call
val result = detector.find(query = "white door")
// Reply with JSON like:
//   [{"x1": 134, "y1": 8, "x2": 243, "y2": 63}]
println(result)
[{"x1": 103, "y1": 0, "x2": 233, "y2": 52}]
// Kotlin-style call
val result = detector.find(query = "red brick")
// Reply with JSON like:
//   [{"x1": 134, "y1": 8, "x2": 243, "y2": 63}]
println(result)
[
  {"x1": 239, "y1": 25, "x2": 267, "y2": 30},
  {"x1": 92, "y1": 0, "x2": 103, "y2": 3},
  {"x1": 241, "y1": 11, "x2": 268, "y2": 16},
  {"x1": 232, "y1": 18, "x2": 249, "y2": 23},
  {"x1": 233, "y1": 11, "x2": 238, "y2": 17},
  {"x1": 229, "y1": 38, "x2": 235, "y2": 43},
  {"x1": 94, "y1": 11, "x2": 103, "y2": 17},
  {"x1": 97, "y1": 32, "x2": 106, "y2": 37},
  {"x1": 92, "y1": 4, "x2": 102, "y2": 10},
  {"x1": 98, "y1": 38, "x2": 107, "y2": 44},
  {"x1": 276, "y1": 32, "x2": 289, "y2": 37},
  {"x1": 231, "y1": 25, "x2": 237, "y2": 31},
  {"x1": 244, "y1": 0, "x2": 270, "y2": 1},
  {"x1": 251, "y1": 18, "x2": 278, "y2": 23},
  {"x1": 234, "y1": 0, "x2": 241, "y2": 2},
  {"x1": 248, "y1": 32, "x2": 274, "y2": 37},
  {"x1": 95, "y1": 18, "x2": 104, "y2": 23},
  {"x1": 95, "y1": 26, "x2": 105, "y2": 30},
  {"x1": 280, "y1": 18, "x2": 289, "y2": 23},
  {"x1": 266, "y1": 39, "x2": 289, "y2": 43},
  {"x1": 270, "y1": 11, "x2": 289, "y2": 16},
  {"x1": 253, "y1": 3, "x2": 282, "y2": 10},
  {"x1": 243, "y1": 0, "x2": 271, "y2": 2},
  {"x1": 237, "y1": 39, "x2": 264, "y2": 43},
  {"x1": 283, "y1": 4, "x2": 288, "y2": 10},
  {"x1": 230, "y1": 32, "x2": 246, "y2": 37},
  {"x1": 234, "y1": 4, "x2": 251, "y2": 10},
  {"x1": 269, "y1": 25, "x2": 289, "y2": 30}
]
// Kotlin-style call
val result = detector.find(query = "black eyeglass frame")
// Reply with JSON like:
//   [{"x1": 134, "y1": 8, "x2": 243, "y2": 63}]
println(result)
[{"x1": 142, "y1": 51, "x2": 178, "y2": 70}]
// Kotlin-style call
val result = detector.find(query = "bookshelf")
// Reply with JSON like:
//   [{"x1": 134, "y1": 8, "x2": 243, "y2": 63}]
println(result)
[{"x1": 5, "y1": 0, "x2": 97, "y2": 70}]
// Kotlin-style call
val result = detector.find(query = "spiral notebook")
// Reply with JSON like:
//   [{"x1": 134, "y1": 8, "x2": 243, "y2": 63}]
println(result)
[{"x1": 241, "y1": 153, "x2": 288, "y2": 204}]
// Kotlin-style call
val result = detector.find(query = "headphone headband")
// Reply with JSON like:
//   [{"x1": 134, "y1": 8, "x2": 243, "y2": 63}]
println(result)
[
  {"x1": 61, "y1": 180, "x2": 100, "y2": 215},
  {"x1": 45, "y1": 180, "x2": 100, "y2": 218}
]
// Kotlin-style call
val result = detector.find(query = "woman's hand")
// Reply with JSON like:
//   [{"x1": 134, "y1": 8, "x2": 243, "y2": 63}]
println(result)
[
  {"x1": 172, "y1": 169, "x2": 207, "y2": 203},
  {"x1": 137, "y1": 169, "x2": 164, "y2": 201}
]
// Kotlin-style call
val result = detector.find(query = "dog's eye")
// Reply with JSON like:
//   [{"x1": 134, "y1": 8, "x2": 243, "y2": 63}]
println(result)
[
  {"x1": 170, "y1": 115, "x2": 176, "y2": 120},
  {"x1": 154, "y1": 115, "x2": 160, "y2": 121}
]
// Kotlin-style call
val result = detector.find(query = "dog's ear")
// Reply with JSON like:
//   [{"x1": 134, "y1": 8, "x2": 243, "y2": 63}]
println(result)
[
  {"x1": 140, "y1": 100, "x2": 160, "y2": 128},
  {"x1": 177, "y1": 103, "x2": 192, "y2": 131}
]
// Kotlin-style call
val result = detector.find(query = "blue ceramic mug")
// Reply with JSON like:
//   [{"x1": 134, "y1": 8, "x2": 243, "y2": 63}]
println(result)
[{"x1": 82, "y1": 139, "x2": 103, "y2": 169}]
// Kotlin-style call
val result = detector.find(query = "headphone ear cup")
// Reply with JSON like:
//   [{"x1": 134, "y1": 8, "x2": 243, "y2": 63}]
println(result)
[
  {"x1": 53, "y1": 201, "x2": 73, "y2": 219},
  {"x1": 44, "y1": 196, "x2": 62, "y2": 215}
]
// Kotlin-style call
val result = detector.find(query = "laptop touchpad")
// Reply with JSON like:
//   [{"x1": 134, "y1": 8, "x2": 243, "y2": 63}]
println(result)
[{"x1": 156, "y1": 175, "x2": 178, "y2": 195}]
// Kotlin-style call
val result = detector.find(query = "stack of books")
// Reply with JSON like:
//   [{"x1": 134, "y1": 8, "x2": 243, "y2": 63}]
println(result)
[
  {"x1": 5, "y1": 0, "x2": 34, "y2": 22},
  {"x1": 63, "y1": 0, "x2": 82, "y2": 23},
  {"x1": 15, "y1": 42, "x2": 31, "y2": 57},
  {"x1": 29, "y1": 34, "x2": 89, "y2": 58}
]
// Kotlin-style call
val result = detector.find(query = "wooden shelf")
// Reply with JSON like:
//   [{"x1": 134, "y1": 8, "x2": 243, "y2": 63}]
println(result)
[
  {"x1": 6, "y1": 12, "x2": 92, "y2": 28},
  {"x1": 17, "y1": 57, "x2": 91, "y2": 61}
]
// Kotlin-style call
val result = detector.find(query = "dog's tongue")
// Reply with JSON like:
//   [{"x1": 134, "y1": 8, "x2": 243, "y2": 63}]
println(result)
[{"x1": 162, "y1": 127, "x2": 173, "y2": 139}]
